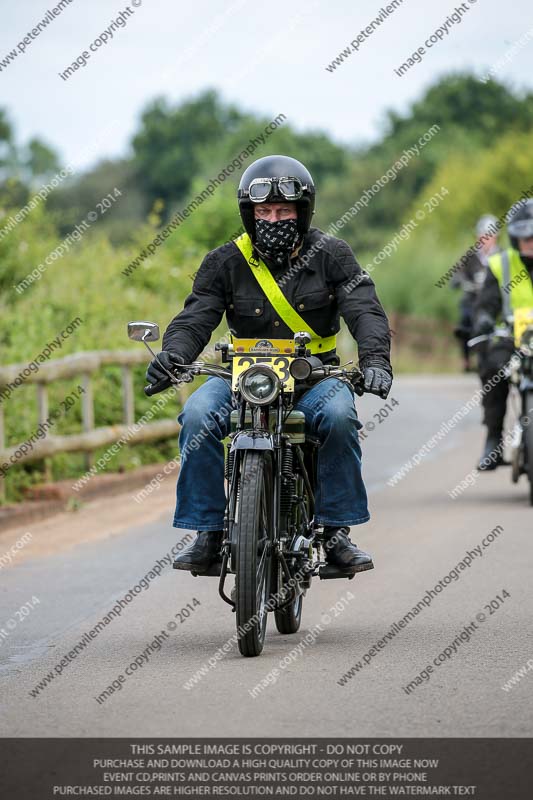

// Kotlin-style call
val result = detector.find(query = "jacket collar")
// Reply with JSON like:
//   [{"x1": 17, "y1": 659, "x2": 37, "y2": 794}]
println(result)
[{"x1": 290, "y1": 231, "x2": 317, "y2": 273}]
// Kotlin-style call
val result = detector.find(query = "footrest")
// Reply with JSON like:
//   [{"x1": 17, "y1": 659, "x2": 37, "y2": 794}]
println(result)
[
  {"x1": 318, "y1": 564, "x2": 357, "y2": 580},
  {"x1": 190, "y1": 561, "x2": 223, "y2": 577}
]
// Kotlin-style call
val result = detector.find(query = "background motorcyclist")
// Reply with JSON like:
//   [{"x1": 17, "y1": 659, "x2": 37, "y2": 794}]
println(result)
[
  {"x1": 451, "y1": 214, "x2": 500, "y2": 371},
  {"x1": 473, "y1": 199, "x2": 533, "y2": 470},
  {"x1": 146, "y1": 155, "x2": 393, "y2": 573}
]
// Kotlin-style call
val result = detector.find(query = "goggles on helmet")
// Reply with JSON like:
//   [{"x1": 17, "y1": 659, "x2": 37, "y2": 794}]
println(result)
[{"x1": 246, "y1": 177, "x2": 309, "y2": 203}]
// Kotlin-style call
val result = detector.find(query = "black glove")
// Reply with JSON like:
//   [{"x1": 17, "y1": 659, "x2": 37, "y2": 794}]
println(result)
[
  {"x1": 453, "y1": 325, "x2": 471, "y2": 342},
  {"x1": 473, "y1": 311, "x2": 495, "y2": 337},
  {"x1": 360, "y1": 358, "x2": 392, "y2": 399},
  {"x1": 145, "y1": 351, "x2": 185, "y2": 396}
]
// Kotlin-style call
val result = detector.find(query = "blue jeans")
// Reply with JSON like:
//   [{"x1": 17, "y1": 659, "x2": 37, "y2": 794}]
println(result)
[{"x1": 173, "y1": 377, "x2": 369, "y2": 530}]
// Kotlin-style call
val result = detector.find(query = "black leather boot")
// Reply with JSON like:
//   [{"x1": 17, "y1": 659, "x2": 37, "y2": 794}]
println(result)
[
  {"x1": 323, "y1": 527, "x2": 374, "y2": 572},
  {"x1": 173, "y1": 531, "x2": 222, "y2": 572},
  {"x1": 477, "y1": 431, "x2": 504, "y2": 471}
]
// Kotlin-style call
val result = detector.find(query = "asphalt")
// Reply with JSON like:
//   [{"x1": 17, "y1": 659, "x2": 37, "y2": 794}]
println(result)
[{"x1": 1, "y1": 375, "x2": 532, "y2": 737}]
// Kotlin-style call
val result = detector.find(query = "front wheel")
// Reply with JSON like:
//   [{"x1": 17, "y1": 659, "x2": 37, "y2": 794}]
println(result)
[{"x1": 234, "y1": 451, "x2": 274, "y2": 656}]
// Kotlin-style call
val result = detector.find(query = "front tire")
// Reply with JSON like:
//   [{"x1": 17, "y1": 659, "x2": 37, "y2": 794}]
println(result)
[{"x1": 234, "y1": 451, "x2": 273, "y2": 656}]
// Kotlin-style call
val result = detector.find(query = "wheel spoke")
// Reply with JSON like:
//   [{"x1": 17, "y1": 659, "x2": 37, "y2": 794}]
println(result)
[
  {"x1": 256, "y1": 546, "x2": 268, "y2": 609},
  {"x1": 256, "y1": 471, "x2": 270, "y2": 611}
]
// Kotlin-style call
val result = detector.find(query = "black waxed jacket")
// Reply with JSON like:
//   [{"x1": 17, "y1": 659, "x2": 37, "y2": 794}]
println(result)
[
  {"x1": 450, "y1": 251, "x2": 488, "y2": 295},
  {"x1": 162, "y1": 227, "x2": 392, "y2": 371}
]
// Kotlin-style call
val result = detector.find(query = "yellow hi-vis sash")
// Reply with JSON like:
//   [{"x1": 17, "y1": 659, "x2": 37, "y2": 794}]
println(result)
[{"x1": 234, "y1": 233, "x2": 337, "y2": 354}]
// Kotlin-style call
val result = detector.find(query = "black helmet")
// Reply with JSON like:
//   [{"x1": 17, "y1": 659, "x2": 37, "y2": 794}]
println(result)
[
  {"x1": 507, "y1": 198, "x2": 533, "y2": 250},
  {"x1": 237, "y1": 155, "x2": 315, "y2": 241}
]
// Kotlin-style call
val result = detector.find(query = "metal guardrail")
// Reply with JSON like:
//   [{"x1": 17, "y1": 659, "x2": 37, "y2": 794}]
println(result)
[{"x1": 0, "y1": 350, "x2": 185, "y2": 499}]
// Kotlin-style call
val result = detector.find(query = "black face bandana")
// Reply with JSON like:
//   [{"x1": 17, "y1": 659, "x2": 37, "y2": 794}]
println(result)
[
  {"x1": 519, "y1": 253, "x2": 533, "y2": 275},
  {"x1": 254, "y1": 218, "x2": 300, "y2": 267}
]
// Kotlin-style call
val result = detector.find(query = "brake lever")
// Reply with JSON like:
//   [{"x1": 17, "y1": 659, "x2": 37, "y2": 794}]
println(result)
[
  {"x1": 349, "y1": 368, "x2": 365, "y2": 396},
  {"x1": 177, "y1": 369, "x2": 194, "y2": 384}
]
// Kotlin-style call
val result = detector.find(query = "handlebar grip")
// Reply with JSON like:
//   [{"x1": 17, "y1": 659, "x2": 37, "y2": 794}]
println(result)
[{"x1": 144, "y1": 378, "x2": 169, "y2": 397}]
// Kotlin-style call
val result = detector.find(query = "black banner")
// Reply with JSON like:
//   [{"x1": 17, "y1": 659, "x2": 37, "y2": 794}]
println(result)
[{"x1": 0, "y1": 738, "x2": 530, "y2": 798}]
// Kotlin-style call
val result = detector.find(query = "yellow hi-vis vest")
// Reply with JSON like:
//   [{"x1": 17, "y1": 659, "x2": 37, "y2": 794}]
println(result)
[
  {"x1": 488, "y1": 248, "x2": 533, "y2": 318},
  {"x1": 233, "y1": 233, "x2": 337, "y2": 355}
]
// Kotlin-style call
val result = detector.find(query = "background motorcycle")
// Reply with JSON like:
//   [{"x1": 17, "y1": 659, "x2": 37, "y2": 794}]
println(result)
[{"x1": 469, "y1": 315, "x2": 533, "y2": 505}]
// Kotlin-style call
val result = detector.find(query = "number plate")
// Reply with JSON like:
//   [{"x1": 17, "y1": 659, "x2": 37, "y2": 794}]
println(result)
[
  {"x1": 232, "y1": 355, "x2": 294, "y2": 391},
  {"x1": 231, "y1": 338, "x2": 296, "y2": 391}
]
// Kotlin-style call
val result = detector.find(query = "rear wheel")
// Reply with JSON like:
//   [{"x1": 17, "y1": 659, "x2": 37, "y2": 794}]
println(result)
[
  {"x1": 273, "y1": 573, "x2": 303, "y2": 634},
  {"x1": 234, "y1": 451, "x2": 273, "y2": 656},
  {"x1": 272, "y1": 540, "x2": 304, "y2": 635}
]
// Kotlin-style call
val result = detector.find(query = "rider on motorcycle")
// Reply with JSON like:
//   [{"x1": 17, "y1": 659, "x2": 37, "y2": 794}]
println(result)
[
  {"x1": 146, "y1": 155, "x2": 393, "y2": 573},
  {"x1": 473, "y1": 198, "x2": 533, "y2": 469},
  {"x1": 451, "y1": 214, "x2": 500, "y2": 372}
]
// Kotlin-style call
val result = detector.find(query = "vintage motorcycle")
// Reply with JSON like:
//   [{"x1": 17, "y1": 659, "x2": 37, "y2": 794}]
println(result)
[
  {"x1": 469, "y1": 307, "x2": 533, "y2": 505},
  {"x1": 128, "y1": 321, "x2": 370, "y2": 656}
]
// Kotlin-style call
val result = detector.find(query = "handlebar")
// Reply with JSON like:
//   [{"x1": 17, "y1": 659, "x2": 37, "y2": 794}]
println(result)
[
  {"x1": 467, "y1": 329, "x2": 513, "y2": 349},
  {"x1": 309, "y1": 366, "x2": 366, "y2": 395},
  {"x1": 144, "y1": 362, "x2": 232, "y2": 396},
  {"x1": 145, "y1": 362, "x2": 368, "y2": 398}
]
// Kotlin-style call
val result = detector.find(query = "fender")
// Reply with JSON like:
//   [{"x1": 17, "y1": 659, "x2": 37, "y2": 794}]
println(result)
[{"x1": 230, "y1": 430, "x2": 274, "y2": 451}]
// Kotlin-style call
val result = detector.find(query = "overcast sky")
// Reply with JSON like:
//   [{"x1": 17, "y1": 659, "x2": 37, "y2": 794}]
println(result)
[{"x1": 2, "y1": 0, "x2": 533, "y2": 171}]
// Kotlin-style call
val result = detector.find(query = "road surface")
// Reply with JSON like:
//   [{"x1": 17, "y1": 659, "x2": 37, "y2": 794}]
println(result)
[{"x1": 1, "y1": 376, "x2": 532, "y2": 737}]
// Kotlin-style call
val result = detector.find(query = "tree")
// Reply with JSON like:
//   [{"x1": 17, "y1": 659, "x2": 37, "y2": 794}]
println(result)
[
  {"x1": 0, "y1": 108, "x2": 16, "y2": 177},
  {"x1": 317, "y1": 73, "x2": 533, "y2": 253},
  {"x1": 380, "y1": 73, "x2": 533, "y2": 148},
  {"x1": 24, "y1": 138, "x2": 61, "y2": 181},
  {"x1": 131, "y1": 90, "x2": 245, "y2": 212},
  {"x1": 46, "y1": 158, "x2": 143, "y2": 242}
]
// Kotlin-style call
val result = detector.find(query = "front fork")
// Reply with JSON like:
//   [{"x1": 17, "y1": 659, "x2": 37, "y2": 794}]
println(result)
[{"x1": 218, "y1": 403, "x2": 279, "y2": 608}]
